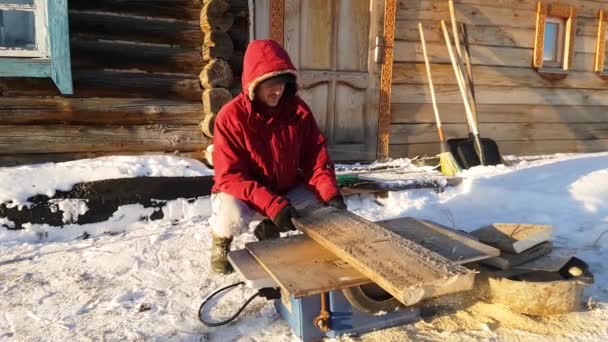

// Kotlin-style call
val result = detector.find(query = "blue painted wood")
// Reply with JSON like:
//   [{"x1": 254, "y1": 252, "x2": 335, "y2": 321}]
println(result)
[
  {"x1": 47, "y1": 0, "x2": 73, "y2": 94},
  {"x1": 0, "y1": 58, "x2": 51, "y2": 77}
]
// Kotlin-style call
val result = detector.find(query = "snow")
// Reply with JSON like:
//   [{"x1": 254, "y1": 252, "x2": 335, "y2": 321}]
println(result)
[{"x1": 1, "y1": 153, "x2": 608, "y2": 341}]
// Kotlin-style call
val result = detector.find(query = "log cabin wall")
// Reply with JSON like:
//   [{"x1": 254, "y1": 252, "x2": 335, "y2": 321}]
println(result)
[
  {"x1": 391, "y1": 0, "x2": 608, "y2": 158},
  {"x1": 0, "y1": 0, "x2": 249, "y2": 167}
]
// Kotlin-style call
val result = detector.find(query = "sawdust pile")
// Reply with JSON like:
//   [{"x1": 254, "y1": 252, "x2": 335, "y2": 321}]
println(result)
[{"x1": 354, "y1": 298, "x2": 607, "y2": 342}]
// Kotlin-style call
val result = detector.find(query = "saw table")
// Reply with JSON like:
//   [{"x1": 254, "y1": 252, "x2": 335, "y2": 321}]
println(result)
[{"x1": 227, "y1": 217, "x2": 499, "y2": 341}]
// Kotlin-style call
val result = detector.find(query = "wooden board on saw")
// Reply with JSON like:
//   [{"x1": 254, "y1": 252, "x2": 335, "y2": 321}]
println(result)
[
  {"x1": 292, "y1": 207, "x2": 477, "y2": 306},
  {"x1": 246, "y1": 216, "x2": 497, "y2": 299},
  {"x1": 245, "y1": 234, "x2": 369, "y2": 298},
  {"x1": 376, "y1": 217, "x2": 500, "y2": 264}
]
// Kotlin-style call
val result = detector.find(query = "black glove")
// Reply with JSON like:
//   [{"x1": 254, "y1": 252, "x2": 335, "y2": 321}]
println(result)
[
  {"x1": 327, "y1": 195, "x2": 347, "y2": 210},
  {"x1": 253, "y1": 219, "x2": 281, "y2": 241},
  {"x1": 271, "y1": 205, "x2": 298, "y2": 232}
]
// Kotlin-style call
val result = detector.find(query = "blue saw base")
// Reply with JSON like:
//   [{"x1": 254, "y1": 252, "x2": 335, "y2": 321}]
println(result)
[{"x1": 275, "y1": 289, "x2": 420, "y2": 342}]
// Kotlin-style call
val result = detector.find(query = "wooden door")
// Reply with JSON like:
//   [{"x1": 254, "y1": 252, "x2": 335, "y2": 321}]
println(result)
[{"x1": 255, "y1": 0, "x2": 384, "y2": 161}]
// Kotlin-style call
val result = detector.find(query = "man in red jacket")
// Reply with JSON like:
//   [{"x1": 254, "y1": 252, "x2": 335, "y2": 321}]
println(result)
[{"x1": 210, "y1": 40, "x2": 346, "y2": 274}]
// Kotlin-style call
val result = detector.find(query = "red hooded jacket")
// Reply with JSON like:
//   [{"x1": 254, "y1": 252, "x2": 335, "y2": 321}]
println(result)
[{"x1": 211, "y1": 40, "x2": 340, "y2": 220}]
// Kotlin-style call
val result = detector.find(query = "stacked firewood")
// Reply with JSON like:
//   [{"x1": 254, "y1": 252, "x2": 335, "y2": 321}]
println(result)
[{"x1": 199, "y1": 0, "x2": 235, "y2": 139}]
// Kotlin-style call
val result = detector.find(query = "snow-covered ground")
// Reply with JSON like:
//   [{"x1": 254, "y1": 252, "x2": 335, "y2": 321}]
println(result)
[{"x1": 1, "y1": 154, "x2": 607, "y2": 341}]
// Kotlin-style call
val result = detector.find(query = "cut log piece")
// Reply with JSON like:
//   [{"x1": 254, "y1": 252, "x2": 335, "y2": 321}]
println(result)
[
  {"x1": 481, "y1": 241, "x2": 554, "y2": 270},
  {"x1": 202, "y1": 88, "x2": 233, "y2": 116},
  {"x1": 293, "y1": 206, "x2": 476, "y2": 306},
  {"x1": 199, "y1": 59, "x2": 233, "y2": 89},
  {"x1": 200, "y1": 113, "x2": 216, "y2": 138},
  {"x1": 203, "y1": 30, "x2": 234, "y2": 61},
  {"x1": 202, "y1": 0, "x2": 230, "y2": 16},
  {"x1": 471, "y1": 223, "x2": 553, "y2": 254},
  {"x1": 200, "y1": 9, "x2": 234, "y2": 33}
]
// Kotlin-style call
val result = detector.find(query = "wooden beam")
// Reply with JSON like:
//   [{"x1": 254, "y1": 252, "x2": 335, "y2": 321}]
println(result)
[
  {"x1": 0, "y1": 151, "x2": 205, "y2": 168},
  {"x1": 69, "y1": 0, "x2": 201, "y2": 20},
  {"x1": 269, "y1": 0, "x2": 284, "y2": 46},
  {"x1": 70, "y1": 39, "x2": 202, "y2": 75},
  {"x1": 0, "y1": 71, "x2": 202, "y2": 100},
  {"x1": 0, "y1": 125, "x2": 209, "y2": 154},
  {"x1": 0, "y1": 98, "x2": 202, "y2": 125},
  {"x1": 69, "y1": 11, "x2": 202, "y2": 47},
  {"x1": 377, "y1": 0, "x2": 398, "y2": 160},
  {"x1": 293, "y1": 206, "x2": 475, "y2": 306}
]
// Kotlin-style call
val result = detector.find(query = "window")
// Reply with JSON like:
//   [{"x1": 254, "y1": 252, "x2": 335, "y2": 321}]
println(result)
[
  {"x1": 0, "y1": 0, "x2": 72, "y2": 94},
  {"x1": 533, "y1": 2, "x2": 576, "y2": 73},
  {"x1": 595, "y1": 10, "x2": 608, "y2": 75}
]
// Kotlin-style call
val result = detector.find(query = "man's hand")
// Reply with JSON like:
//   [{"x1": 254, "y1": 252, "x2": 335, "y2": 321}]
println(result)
[
  {"x1": 271, "y1": 205, "x2": 299, "y2": 232},
  {"x1": 327, "y1": 195, "x2": 347, "y2": 210}
]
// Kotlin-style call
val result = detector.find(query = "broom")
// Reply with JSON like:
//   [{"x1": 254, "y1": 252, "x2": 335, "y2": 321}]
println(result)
[{"x1": 418, "y1": 23, "x2": 461, "y2": 176}]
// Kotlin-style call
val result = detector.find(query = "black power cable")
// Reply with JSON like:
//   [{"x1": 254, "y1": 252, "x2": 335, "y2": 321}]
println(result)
[{"x1": 198, "y1": 281, "x2": 281, "y2": 327}]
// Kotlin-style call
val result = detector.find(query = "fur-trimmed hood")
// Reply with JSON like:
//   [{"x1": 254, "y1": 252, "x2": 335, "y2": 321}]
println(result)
[{"x1": 242, "y1": 40, "x2": 298, "y2": 101}]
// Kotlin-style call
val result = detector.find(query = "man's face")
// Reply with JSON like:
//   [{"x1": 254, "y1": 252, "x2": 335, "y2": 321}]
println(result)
[{"x1": 255, "y1": 77, "x2": 286, "y2": 107}]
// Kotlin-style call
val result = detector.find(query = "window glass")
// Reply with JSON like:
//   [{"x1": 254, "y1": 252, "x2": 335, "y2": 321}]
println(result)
[
  {"x1": 0, "y1": 10, "x2": 35, "y2": 49},
  {"x1": 543, "y1": 21, "x2": 559, "y2": 62},
  {"x1": 0, "y1": 1, "x2": 34, "y2": 5}
]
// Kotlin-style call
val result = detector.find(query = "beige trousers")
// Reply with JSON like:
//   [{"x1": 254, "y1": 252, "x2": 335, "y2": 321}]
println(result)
[{"x1": 209, "y1": 185, "x2": 321, "y2": 238}]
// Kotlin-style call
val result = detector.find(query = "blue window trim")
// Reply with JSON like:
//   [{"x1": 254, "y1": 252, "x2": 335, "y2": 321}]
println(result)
[{"x1": 0, "y1": 0, "x2": 73, "y2": 94}]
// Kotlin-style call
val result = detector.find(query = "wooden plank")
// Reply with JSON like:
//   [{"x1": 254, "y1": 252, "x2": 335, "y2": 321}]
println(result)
[
  {"x1": 399, "y1": 17, "x2": 600, "y2": 51},
  {"x1": 392, "y1": 63, "x2": 608, "y2": 90},
  {"x1": 0, "y1": 98, "x2": 202, "y2": 125},
  {"x1": 0, "y1": 58, "x2": 51, "y2": 78},
  {"x1": 375, "y1": 217, "x2": 500, "y2": 264},
  {"x1": 394, "y1": 41, "x2": 595, "y2": 71},
  {"x1": 482, "y1": 241, "x2": 553, "y2": 270},
  {"x1": 246, "y1": 235, "x2": 370, "y2": 298},
  {"x1": 293, "y1": 206, "x2": 476, "y2": 306},
  {"x1": 391, "y1": 84, "x2": 608, "y2": 106},
  {"x1": 389, "y1": 122, "x2": 608, "y2": 144},
  {"x1": 470, "y1": 223, "x2": 553, "y2": 254},
  {"x1": 227, "y1": 249, "x2": 277, "y2": 289},
  {"x1": 48, "y1": 0, "x2": 73, "y2": 95},
  {"x1": 389, "y1": 139, "x2": 608, "y2": 158},
  {"x1": 390, "y1": 103, "x2": 608, "y2": 124},
  {"x1": 0, "y1": 125, "x2": 209, "y2": 154}
]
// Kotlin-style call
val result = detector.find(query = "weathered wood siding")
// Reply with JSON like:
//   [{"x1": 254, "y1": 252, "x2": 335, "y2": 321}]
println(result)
[
  {"x1": 0, "y1": 0, "x2": 249, "y2": 166},
  {"x1": 391, "y1": 0, "x2": 608, "y2": 158}
]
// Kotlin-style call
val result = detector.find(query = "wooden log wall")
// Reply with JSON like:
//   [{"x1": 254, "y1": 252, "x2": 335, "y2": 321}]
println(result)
[
  {"x1": 391, "y1": 0, "x2": 608, "y2": 158},
  {"x1": 0, "y1": 0, "x2": 249, "y2": 167}
]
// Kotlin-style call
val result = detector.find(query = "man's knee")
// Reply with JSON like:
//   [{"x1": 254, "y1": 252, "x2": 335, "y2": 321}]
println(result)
[{"x1": 210, "y1": 193, "x2": 254, "y2": 238}]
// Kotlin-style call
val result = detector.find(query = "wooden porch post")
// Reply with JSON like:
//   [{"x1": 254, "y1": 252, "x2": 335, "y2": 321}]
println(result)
[
  {"x1": 377, "y1": 0, "x2": 397, "y2": 161},
  {"x1": 270, "y1": 0, "x2": 284, "y2": 46}
]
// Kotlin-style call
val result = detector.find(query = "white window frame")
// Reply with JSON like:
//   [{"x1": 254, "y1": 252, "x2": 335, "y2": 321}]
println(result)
[{"x1": 0, "y1": 0, "x2": 47, "y2": 58}]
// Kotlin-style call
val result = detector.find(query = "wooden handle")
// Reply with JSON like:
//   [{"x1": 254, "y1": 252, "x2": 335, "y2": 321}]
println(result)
[
  {"x1": 440, "y1": 20, "x2": 478, "y2": 136},
  {"x1": 418, "y1": 23, "x2": 445, "y2": 141}
]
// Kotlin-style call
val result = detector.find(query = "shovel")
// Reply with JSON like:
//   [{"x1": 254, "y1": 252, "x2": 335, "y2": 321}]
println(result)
[{"x1": 444, "y1": 1, "x2": 502, "y2": 168}]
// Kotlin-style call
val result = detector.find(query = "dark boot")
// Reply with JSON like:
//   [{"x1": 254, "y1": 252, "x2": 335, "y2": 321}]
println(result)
[
  {"x1": 210, "y1": 234, "x2": 233, "y2": 275},
  {"x1": 253, "y1": 219, "x2": 281, "y2": 241}
]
